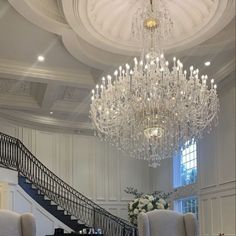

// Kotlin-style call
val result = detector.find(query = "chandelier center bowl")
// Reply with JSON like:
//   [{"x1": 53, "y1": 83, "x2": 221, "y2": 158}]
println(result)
[
  {"x1": 143, "y1": 126, "x2": 164, "y2": 139},
  {"x1": 144, "y1": 17, "x2": 159, "y2": 30}
]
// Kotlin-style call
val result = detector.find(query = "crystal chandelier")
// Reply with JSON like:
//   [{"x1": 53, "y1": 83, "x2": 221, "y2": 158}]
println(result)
[{"x1": 90, "y1": 0, "x2": 219, "y2": 167}]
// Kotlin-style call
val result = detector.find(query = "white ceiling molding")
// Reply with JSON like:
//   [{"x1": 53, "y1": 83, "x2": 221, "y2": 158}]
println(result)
[
  {"x1": 61, "y1": 29, "x2": 131, "y2": 70},
  {"x1": 8, "y1": 0, "x2": 69, "y2": 35},
  {"x1": 213, "y1": 59, "x2": 235, "y2": 83},
  {"x1": 62, "y1": 0, "x2": 235, "y2": 53},
  {"x1": 0, "y1": 95, "x2": 40, "y2": 111},
  {"x1": 52, "y1": 100, "x2": 90, "y2": 114},
  {"x1": 62, "y1": 0, "x2": 138, "y2": 55},
  {"x1": 9, "y1": 0, "x2": 235, "y2": 70},
  {"x1": 0, "y1": 58, "x2": 94, "y2": 88},
  {"x1": 0, "y1": 109, "x2": 93, "y2": 135}
]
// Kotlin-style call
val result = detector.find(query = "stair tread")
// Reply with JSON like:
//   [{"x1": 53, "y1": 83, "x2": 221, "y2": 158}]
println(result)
[{"x1": 18, "y1": 176, "x2": 85, "y2": 232}]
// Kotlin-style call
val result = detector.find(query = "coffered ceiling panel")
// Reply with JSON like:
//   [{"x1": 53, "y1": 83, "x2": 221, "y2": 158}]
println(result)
[
  {"x1": 62, "y1": 87, "x2": 90, "y2": 102},
  {"x1": 0, "y1": 78, "x2": 31, "y2": 96}
]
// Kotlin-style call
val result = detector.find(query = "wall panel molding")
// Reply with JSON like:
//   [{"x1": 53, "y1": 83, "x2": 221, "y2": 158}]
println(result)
[{"x1": 0, "y1": 118, "x2": 149, "y2": 220}]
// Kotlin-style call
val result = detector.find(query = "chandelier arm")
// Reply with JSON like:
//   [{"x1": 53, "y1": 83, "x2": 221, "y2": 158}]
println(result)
[{"x1": 89, "y1": 0, "x2": 219, "y2": 167}]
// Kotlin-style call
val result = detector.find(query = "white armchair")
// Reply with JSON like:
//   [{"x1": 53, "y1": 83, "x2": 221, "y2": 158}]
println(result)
[
  {"x1": 138, "y1": 210, "x2": 198, "y2": 236},
  {"x1": 0, "y1": 210, "x2": 36, "y2": 236}
]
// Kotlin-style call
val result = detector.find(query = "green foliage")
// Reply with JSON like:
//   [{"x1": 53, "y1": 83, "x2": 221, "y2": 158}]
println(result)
[{"x1": 124, "y1": 187, "x2": 172, "y2": 199}]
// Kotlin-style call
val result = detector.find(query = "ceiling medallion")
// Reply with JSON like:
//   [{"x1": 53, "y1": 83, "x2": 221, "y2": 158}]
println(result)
[{"x1": 90, "y1": 0, "x2": 219, "y2": 167}]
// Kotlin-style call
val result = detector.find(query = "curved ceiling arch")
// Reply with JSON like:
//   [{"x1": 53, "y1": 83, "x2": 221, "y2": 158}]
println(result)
[{"x1": 8, "y1": 0, "x2": 236, "y2": 70}]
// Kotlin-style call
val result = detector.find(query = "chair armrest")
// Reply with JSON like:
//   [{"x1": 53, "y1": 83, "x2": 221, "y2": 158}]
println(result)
[
  {"x1": 21, "y1": 213, "x2": 36, "y2": 236},
  {"x1": 184, "y1": 213, "x2": 198, "y2": 236},
  {"x1": 138, "y1": 212, "x2": 150, "y2": 236}
]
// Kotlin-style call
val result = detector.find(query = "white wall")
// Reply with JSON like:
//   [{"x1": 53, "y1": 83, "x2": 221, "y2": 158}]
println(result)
[
  {"x1": 198, "y1": 76, "x2": 235, "y2": 236},
  {"x1": 0, "y1": 168, "x2": 72, "y2": 236},
  {"x1": 150, "y1": 75, "x2": 236, "y2": 235},
  {"x1": 0, "y1": 118, "x2": 151, "y2": 221}
]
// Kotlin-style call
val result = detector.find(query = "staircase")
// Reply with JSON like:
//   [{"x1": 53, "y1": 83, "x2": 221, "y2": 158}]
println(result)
[
  {"x1": 0, "y1": 132, "x2": 137, "y2": 236},
  {"x1": 18, "y1": 175, "x2": 86, "y2": 232}
]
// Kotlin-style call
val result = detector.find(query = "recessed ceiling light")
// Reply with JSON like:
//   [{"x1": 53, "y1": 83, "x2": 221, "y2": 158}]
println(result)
[
  {"x1": 204, "y1": 61, "x2": 211, "y2": 66},
  {"x1": 50, "y1": 111, "x2": 53, "y2": 115},
  {"x1": 37, "y1": 55, "x2": 45, "y2": 62}
]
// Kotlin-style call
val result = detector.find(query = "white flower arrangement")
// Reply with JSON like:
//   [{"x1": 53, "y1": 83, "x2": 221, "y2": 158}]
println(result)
[{"x1": 125, "y1": 187, "x2": 171, "y2": 225}]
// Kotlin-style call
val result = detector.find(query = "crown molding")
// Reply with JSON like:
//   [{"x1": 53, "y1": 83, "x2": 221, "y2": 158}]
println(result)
[
  {"x1": 0, "y1": 94, "x2": 40, "y2": 110},
  {"x1": 8, "y1": 0, "x2": 69, "y2": 35},
  {"x1": 0, "y1": 58, "x2": 94, "y2": 88},
  {"x1": 214, "y1": 59, "x2": 235, "y2": 83},
  {"x1": 0, "y1": 109, "x2": 93, "y2": 135}
]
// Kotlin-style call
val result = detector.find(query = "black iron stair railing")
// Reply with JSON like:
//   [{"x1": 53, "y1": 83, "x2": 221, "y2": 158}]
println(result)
[{"x1": 0, "y1": 132, "x2": 137, "y2": 236}]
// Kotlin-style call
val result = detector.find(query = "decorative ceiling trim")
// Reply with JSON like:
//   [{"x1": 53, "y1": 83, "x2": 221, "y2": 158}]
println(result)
[
  {"x1": 0, "y1": 109, "x2": 93, "y2": 134},
  {"x1": 0, "y1": 95, "x2": 40, "y2": 110},
  {"x1": 61, "y1": 29, "x2": 131, "y2": 70},
  {"x1": 62, "y1": 0, "x2": 138, "y2": 55},
  {"x1": 9, "y1": 0, "x2": 235, "y2": 70},
  {"x1": 63, "y1": 0, "x2": 235, "y2": 54},
  {"x1": 8, "y1": 0, "x2": 69, "y2": 35},
  {"x1": 213, "y1": 59, "x2": 235, "y2": 83},
  {"x1": 0, "y1": 58, "x2": 94, "y2": 88}
]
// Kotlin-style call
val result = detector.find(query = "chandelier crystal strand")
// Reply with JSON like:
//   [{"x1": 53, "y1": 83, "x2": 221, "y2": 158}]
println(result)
[
  {"x1": 132, "y1": 0, "x2": 173, "y2": 58},
  {"x1": 90, "y1": 55, "x2": 219, "y2": 167},
  {"x1": 90, "y1": 0, "x2": 219, "y2": 167}
]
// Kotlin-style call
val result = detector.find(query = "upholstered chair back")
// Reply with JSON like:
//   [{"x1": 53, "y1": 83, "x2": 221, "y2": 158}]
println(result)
[
  {"x1": 138, "y1": 209, "x2": 197, "y2": 236},
  {"x1": 0, "y1": 210, "x2": 36, "y2": 236}
]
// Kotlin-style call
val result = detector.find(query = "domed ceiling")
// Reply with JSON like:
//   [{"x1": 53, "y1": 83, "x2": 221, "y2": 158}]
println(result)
[{"x1": 9, "y1": 0, "x2": 235, "y2": 69}]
